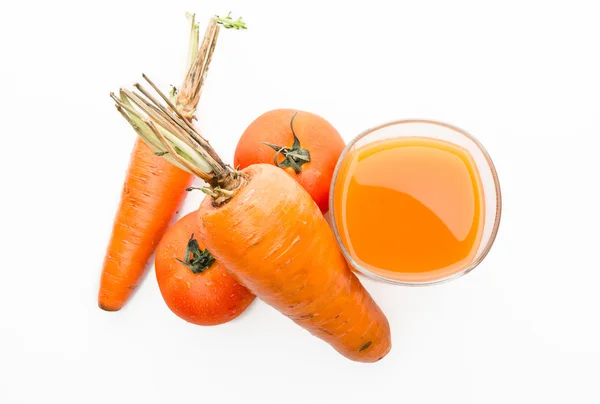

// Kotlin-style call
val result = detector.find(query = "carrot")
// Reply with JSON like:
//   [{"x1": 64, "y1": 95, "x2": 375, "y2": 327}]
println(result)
[
  {"x1": 198, "y1": 164, "x2": 391, "y2": 362},
  {"x1": 111, "y1": 69, "x2": 391, "y2": 361},
  {"x1": 99, "y1": 140, "x2": 192, "y2": 311},
  {"x1": 99, "y1": 15, "x2": 244, "y2": 311}
]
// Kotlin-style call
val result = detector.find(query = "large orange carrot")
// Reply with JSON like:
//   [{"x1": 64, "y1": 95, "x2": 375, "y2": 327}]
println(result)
[
  {"x1": 198, "y1": 164, "x2": 391, "y2": 362},
  {"x1": 99, "y1": 15, "x2": 242, "y2": 311},
  {"x1": 111, "y1": 69, "x2": 391, "y2": 361}
]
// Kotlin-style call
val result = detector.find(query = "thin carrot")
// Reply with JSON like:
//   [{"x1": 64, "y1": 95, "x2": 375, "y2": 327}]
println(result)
[
  {"x1": 99, "y1": 139, "x2": 192, "y2": 311},
  {"x1": 112, "y1": 68, "x2": 391, "y2": 361},
  {"x1": 99, "y1": 15, "x2": 243, "y2": 311}
]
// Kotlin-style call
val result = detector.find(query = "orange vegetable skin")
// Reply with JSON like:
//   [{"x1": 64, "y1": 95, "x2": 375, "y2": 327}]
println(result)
[
  {"x1": 98, "y1": 139, "x2": 193, "y2": 311},
  {"x1": 155, "y1": 211, "x2": 255, "y2": 326},
  {"x1": 198, "y1": 164, "x2": 391, "y2": 362},
  {"x1": 234, "y1": 109, "x2": 345, "y2": 212}
]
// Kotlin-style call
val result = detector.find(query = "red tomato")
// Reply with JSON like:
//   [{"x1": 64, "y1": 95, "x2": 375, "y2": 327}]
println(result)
[
  {"x1": 155, "y1": 211, "x2": 255, "y2": 326},
  {"x1": 234, "y1": 109, "x2": 345, "y2": 212}
]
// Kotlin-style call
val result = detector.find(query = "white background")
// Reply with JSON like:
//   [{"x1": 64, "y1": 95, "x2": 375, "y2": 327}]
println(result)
[{"x1": 1, "y1": 0, "x2": 599, "y2": 403}]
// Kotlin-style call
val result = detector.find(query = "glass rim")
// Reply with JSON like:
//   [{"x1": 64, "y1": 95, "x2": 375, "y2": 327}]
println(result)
[{"x1": 328, "y1": 118, "x2": 503, "y2": 286}]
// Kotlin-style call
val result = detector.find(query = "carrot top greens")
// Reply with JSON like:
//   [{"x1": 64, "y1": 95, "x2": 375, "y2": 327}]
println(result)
[{"x1": 215, "y1": 12, "x2": 247, "y2": 30}]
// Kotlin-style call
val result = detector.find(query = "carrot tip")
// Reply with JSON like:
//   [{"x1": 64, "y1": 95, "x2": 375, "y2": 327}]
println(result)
[{"x1": 98, "y1": 301, "x2": 122, "y2": 312}]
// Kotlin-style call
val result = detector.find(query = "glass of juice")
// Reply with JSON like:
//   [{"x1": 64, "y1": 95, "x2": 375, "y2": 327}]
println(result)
[{"x1": 329, "y1": 119, "x2": 501, "y2": 285}]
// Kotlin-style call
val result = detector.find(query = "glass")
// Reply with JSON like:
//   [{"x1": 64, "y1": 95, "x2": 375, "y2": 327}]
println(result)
[{"x1": 329, "y1": 119, "x2": 502, "y2": 286}]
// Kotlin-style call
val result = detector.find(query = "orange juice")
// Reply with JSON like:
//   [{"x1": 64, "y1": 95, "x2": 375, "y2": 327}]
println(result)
[{"x1": 332, "y1": 137, "x2": 485, "y2": 282}]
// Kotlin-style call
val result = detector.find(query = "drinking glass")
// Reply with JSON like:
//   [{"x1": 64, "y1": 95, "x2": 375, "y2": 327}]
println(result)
[{"x1": 329, "y1": 119, "x2": 502, "y2": 286}]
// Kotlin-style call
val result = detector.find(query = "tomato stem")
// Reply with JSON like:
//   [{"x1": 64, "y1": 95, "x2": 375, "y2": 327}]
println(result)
[
  {"x1": 176, "y1": 234, "x2": 216, "y2": 274},
  {"x1": 262, "y1": 112, "x2": 311, "y2": 174}
]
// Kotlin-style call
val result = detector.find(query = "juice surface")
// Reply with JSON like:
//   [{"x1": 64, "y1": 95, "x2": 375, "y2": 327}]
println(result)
[{"x1": 333, "y1": 137, "x2": 485, "y2": 282}]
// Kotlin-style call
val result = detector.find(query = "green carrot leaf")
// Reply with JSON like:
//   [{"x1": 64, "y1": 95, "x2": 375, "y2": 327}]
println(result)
[{"x1": 215, "y1": 12, "x2": 247, "y2": 30}]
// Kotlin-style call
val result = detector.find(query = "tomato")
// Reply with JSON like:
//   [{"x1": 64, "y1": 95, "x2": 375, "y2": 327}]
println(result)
[
  {"x1": 155, "y1": 211, "x2": 255, "y2": 326},
  {"x1": 234, "y1": 109, "x2": 345, "y2": 212}
]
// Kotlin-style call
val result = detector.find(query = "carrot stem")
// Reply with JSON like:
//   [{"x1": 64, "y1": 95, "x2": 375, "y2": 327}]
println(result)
[
  {"x1": 141, "y1": 73, "x2": 194, "y2": 129},
  {"x1": 177, "y1": 18, "x2": 220, "y2": 119},
  {"x1": 113, "y1": 16, "x2": 247, "y2": 200},
  {"x1": 116, "y1": 75, "x2": 235, "y2": 184},
  {"x1": 121, "y1": 88, "x2": 214, "y2": 172},
  {"x1": 145, "y1": 120, "x2": 212, "y2": 181},
  {"x1": 185, "y1": 13, "x2": 200, "y2": 72},
  {"x1": 141, "y1": 74, "x2": 227, "y2": 169}
]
